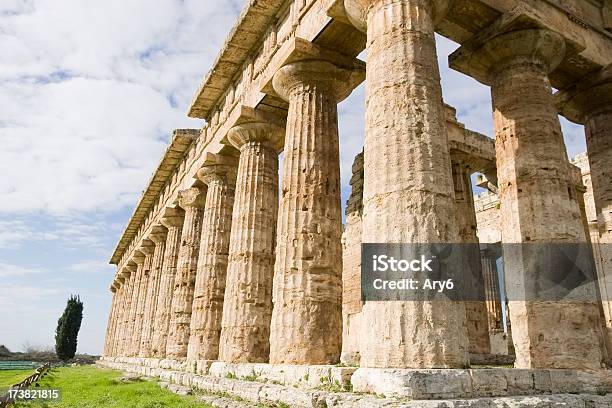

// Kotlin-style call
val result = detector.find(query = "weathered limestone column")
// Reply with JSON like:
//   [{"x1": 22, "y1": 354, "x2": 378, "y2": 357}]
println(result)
[
  {"x1": 451, "y1": 28, "x2": 603, "y2": 369},
  {"x1": 452, "y1": 160, "x2": 491, "y2": 355},
  {"x1": 344, "y1": 0, "x2": 469, "y2": 368},
  {"x1": 117, "y1": 264, "x2": 136, "y2": 356},
  {"x1": 166, "y1": 187, "x2": 206, "y2": 359},
  {"x1": 103, "y1": 287, "x2": 119, "y2": 357},
  {"x1": 187, "y1": 154, "x2": 238, "y2": 362},
  {"x1": 341, "y1": 151, "x2": 364, "y2": 366},
  {"x1": 124, "y1": 254, "x2": 145, "y2": 356},
  {"x1": 269, "y1": 59, "x2": 357, "y2": 365},
  {"x1": 139, "y1": 225, "x2": 168, "y2": 357},
  {"x1": 130, "y1": 240, "x2": 155, "y2": 356},
  {"x1": 110, "y1": 278, "x2": 127, "y2": 357},
  {"x1": 151, "y1": 207, "x2": 185, "y2": 358},
  {"x1": 218, "y1": 122, "x2": 282, "y2": 363},
  {"x1": 556, "y1": 66, "x2": 612, "y2": 355},
  {"x1": 480, "y1": 248, "x2": 503, "y2": 332}
]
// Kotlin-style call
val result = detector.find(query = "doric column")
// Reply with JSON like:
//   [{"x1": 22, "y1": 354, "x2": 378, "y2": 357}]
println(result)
[
  {"x1": 269, "y1": 59, "x2": 356, "y2": 365},
  {"x1": 480, "y1": 247, "x2": 503, "y2": 331},
  {"x1": 452, "y1": 160, "x2": 491, "y2": 355},
  {"x1": 130, "y1": 240, "x2": 155, "y2": 356},
  {"x1": 110, "y1": 276, "x2": 127, "y2": 357},
  {"x1": 117, "y1": 263, "x2": 136, "y2": 356},
  {"x1": 125, "y1": 254, "x2": 145, "y2": 356},
  {"x1": 344, "y1": 0, "x2": 469, "y2": 368},
  {"x1": 187, "y1": 154, "x2": 238, "y2": 362},
  {"x1": 451, "y1": 28, "x2": 603, "y2": 369},
  {"x1": 166, "y1": 187, "x2": 206, "y2": 359},
  {"x1": 151, "y1": 207, "x2": 185, "y2": 358},
  {"x1": 218, "y1": 122, "x2": 283, "y2": 363},
  {"x1": 103, "y1": 286, "x2": 118, "y2": 357},
  {"x1": 139, "y1": 225, "x2": 168, "y2": 357},
  {"x1": 341, "y1": 151, "x2": 364, "y2": 366},
  {"x1": 556, "y1": 65, "x2": 612, "y2": 355}
]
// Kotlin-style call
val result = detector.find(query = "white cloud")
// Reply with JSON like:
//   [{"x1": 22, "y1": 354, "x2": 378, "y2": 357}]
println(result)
[
  {"x1": 0, "y1": 0, "x2": 243, "y2": 215},
  {"x1": 0, "y1": 262, "x2": 44, "y2": 278}
]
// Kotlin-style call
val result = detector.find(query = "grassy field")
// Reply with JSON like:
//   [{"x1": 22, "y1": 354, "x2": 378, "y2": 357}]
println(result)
[
  {"x1": 10, "y1": 365, "x2": 213, "y2": 408},
  {"x1": 0, "y1": 369, "x2": 34, "y2": 388}
]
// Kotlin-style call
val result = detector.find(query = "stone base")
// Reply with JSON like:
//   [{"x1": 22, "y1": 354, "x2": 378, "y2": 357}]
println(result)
[
  {"x1": 208, "y1": 362, "x2": 356, "y2": 389},
  {"x1": 97, "y1": 358, "x2": 612, "y2": 407},
  {"x1": 351, "y1": 367, "x2": 612, "y2": 399},
  {"x1": 469, "y1": 353, "x2": 515, "y2": 366}
]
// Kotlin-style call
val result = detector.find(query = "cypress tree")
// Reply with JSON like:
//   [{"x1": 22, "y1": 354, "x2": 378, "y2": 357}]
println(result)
[{"x1": 55, "y1": 295, "x2": 84, "y2": 361}]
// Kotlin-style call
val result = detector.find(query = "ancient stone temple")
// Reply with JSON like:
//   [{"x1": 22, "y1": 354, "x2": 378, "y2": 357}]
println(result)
[{"x1": 100, "y1": 0, "x2": 612, "y2": 406}]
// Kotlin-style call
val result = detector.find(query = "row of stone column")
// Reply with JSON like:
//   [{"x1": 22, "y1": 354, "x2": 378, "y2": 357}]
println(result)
[{"x1": 104, "y1": 0, "x2": 610, "y2": 370}]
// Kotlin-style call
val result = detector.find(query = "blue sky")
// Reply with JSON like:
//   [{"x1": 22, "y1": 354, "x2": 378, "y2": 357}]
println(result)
[{"x1": 0, "y1": 0, "x2": 587, "y2": 355}]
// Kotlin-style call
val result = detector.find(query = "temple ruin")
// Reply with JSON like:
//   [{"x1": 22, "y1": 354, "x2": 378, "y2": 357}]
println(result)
[{"x1": 99, "y1": 0, "x2": 612, "y2": 405}]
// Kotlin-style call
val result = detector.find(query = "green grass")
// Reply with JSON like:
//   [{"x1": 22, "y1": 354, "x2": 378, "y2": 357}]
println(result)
[
  {"x1": 11, "y1": 365, "x2": 213, "y2": 408},
  {"x1": 0, "y1": 369, "x2": 34, "y2": 388}
]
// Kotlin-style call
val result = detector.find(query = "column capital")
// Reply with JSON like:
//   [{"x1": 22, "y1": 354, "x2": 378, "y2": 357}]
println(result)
[
  {"x1": 555, "y1": 64, "x2": 612, "y2": 124},
  {"x1": 344, "y1": 0, "x2": 451, "y2": 32},
  {"x1": 149, "y1": 224, "x2": 168, "y2": 244},
  {"x1": 227, "y1": 122, "x2": 284, "y2": 152},
  {"x1": 131, "y1": 250, "x2": 146, "y2": 265},
  {"x1": 450, "y1": 27, "x2": 568, "y2": 86},
  {"x1": 138, "y1": 239, "x2": 155, "y2": 256},
  {"x1": 196, "y1": 153, "x2": 238, "y2": 186},
  {"x1": 178, "y1": 187, "x2": 206, "y2": 209},
  {"x1": 272, "y1": 60, "x2": 362, "y2": 103},
  {"x1": 160, "y1": 206, "x2": 185, "y2": 229}
]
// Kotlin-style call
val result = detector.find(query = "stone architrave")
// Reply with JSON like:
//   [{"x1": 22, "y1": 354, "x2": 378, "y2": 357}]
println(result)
[
  {"x1": 452, "y1": 159, "x2": 491, "y2": 355},
  {"x1": 344, "y1": 0, "x2": 470, "y2": 368},
  {"x1": 166, "y1": 187, "x2": 207, "y2": 359},
  {"x1": 130, "y1": 240, "x2": 155, "y2": 356},
  {"x1": 451, "y1": 28, "x2": 604, "y2": 369},
  {"x1": 269, "y1": 59, "x2": 361, "y2": 365},
  {"x1": 151, "y1": 207, "x2": 185, "y2": 358},
  {"x1": 187, "y1": 154, "x2": 238, "y2": 362},
  {"x1": 218, "y1": 121, "x2": 283, "y2": 363},
  {"x1": 139, "y1": 225, "x2": 168, "y2": 357}
]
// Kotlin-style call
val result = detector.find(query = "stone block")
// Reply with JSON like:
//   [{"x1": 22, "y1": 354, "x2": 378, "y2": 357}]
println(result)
[{"x1": 470, "y1": 369, "x2": 508, "y2": 397}]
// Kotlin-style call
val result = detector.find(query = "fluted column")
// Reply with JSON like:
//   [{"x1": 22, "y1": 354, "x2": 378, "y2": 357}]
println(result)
[
  {"x1": 151, "y1": 207, "x2": 185, "y2": 358},
  {"x1": 166, "y1": 187, "x2": 206, "y2": 359},
  {"x1": 103, "y1": 288, "x2": 118, "y2": 357},
  {"x1": 130, "y1": 240, "x2": 154, "y2": 356},
  {"x1": 124, "y1": 255, "x2": 145, "y2": 356},
  {"x1": 556, "y1": 67, "x2": 612, "y2": 354},
  {"x1": 344, "y1": 0, "x2": 469, "y2": 368},
  {"x1": 452, "y1": 160, "x2": 491, "y2": 355},
  {"x1": 268, "y1": 59, "x2": 356, "y2": 365},
  {"x1": 139, "y1": 226, "x2": 168, "y2": 357},
  {"x1": 110, "y1": 278, "x2": 127, "y2": 357},
  {"x1": 116, "y1": 264, "x2": 136, "y2": 356},
  {"x1": 480, "y1": 248, "x2": 503, "y2": 331},
  {"x1": 218, "y1": 122, "x2": 282, "y2": 363},
  {"x1": 187, "y1": 155, "x2": 238, "y2": 361},
  {"x1": 452, "y1": 28, "x2": 603, "y2": 369}
]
